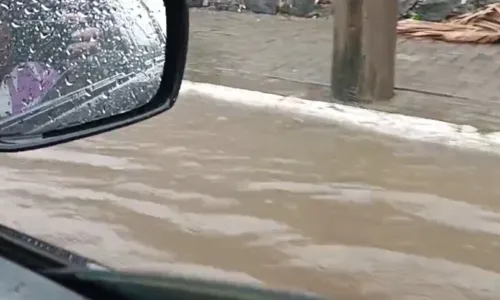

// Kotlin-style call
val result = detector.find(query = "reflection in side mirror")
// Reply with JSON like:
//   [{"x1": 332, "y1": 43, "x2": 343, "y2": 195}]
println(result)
[{"x1": 0, "y1": 0, "x2": 188, "y2": 151}]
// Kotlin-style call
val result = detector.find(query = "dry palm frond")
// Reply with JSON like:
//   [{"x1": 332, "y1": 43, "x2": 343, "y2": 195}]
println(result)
[{"x1": 397, "y1": 3, "x2": 500, "y2": 44}]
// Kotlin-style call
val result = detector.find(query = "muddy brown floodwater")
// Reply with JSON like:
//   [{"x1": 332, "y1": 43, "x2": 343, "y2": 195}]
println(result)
[{"x1": 1, "y1": 94, "x2": 500, "y2": 300}]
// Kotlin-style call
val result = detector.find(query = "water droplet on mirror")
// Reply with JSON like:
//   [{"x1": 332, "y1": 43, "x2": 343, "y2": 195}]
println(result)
[
  {"x1": 65, "y1": 77, "x2": 74, "y2": 86},
  {"x1": 39, "y1": 30, "x2": 50, "y2": 39},
  {"x1": 21, "y1": 98, "x2": 30, "y2": 108},
  {"x1": 23, "y1": 7, "x2": 35, "y2": 15},
  {"x1": 47, "y1": 113, "x2": 55, "y2": 123}
]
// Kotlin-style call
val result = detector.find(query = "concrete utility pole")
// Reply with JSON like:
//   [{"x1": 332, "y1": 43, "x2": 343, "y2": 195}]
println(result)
[{"x1": 331, "y1": 0, "x2": 398, "y2": 102}]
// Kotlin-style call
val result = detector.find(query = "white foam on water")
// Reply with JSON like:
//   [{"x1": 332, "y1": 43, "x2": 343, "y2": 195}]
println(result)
[{"x1": 180, "y1": 80, "x2": 500, "y2": 154}]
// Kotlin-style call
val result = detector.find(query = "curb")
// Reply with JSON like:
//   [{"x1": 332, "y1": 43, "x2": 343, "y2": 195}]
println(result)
[{"x1": 180, "y1": 80, "x2": 500, "y2": 155}]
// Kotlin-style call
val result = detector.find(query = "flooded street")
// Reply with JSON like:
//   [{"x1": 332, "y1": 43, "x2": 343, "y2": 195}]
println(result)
[{"x1": 2, "y1": 94, "x2": 500, "y2": 299}]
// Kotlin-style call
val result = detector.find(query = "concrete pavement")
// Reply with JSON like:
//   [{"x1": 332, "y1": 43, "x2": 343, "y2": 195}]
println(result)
[{"x1": 186, "y1": 9, "x2": 500, "y2": 131}]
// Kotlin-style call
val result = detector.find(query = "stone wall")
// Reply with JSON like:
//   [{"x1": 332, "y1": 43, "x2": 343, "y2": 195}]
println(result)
[{"x1": 187, "y1": 0, "x2": 500, "y2": 20}]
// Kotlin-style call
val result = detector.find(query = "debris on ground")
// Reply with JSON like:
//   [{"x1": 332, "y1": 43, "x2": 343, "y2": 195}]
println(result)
[
  {"x1": 399, "y1": 0, "x2": 500, "y2": 21},
  {"x1": 187, "y1": 0, "x2": 330, "y2": 17},
  {"x1": 397, "y1": 3, "x2": 500, "y2": 43}
]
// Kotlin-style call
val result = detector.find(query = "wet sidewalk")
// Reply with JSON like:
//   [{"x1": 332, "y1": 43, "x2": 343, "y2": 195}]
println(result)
[{"x1": 186, "y1": 9, "x2": 500, "y2": 131}]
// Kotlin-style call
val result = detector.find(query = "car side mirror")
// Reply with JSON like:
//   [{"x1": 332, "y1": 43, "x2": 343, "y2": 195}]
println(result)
[{"x1": 0, "y1": 0, "x2": 188, "y2": 152}]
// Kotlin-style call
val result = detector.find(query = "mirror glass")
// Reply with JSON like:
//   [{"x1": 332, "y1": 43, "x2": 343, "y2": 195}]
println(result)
[{"x1": 0, "y1": 0, "x2": 166, "y2": 136}]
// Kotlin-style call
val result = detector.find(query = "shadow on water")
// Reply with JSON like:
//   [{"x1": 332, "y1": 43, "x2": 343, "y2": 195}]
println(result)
[{"x1": 2, "y1": 94, "x2": 500, "y2": 299}]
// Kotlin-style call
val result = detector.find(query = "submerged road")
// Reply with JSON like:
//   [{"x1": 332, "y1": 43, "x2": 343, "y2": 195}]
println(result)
[{"x1": 1, "y1": 93, "x2": 500, "y2": 299}]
